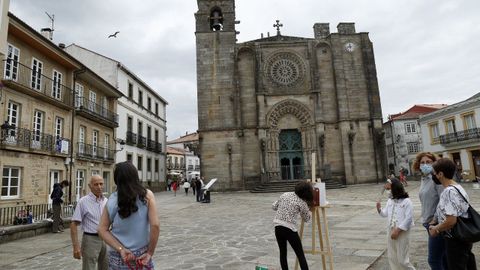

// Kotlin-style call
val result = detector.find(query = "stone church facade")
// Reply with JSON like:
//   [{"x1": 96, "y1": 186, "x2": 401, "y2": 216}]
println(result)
[{"x1": 195, "y1": 0, "x2": 386, "y2": 190}]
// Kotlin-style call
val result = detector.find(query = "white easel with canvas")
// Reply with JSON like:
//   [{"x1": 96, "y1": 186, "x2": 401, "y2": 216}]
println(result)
[{"x1": 295, "y1": 153, "x2": 333, "y2": 270}]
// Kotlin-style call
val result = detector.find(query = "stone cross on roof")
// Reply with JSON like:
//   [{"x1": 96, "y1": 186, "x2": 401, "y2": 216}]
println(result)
[{"x1": 273, "y1": 20, "x2": 283, "y2": 36}]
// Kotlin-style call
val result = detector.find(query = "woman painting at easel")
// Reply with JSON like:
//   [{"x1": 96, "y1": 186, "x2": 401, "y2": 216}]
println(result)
[{"x1": 272, "y1": 181, "x2": 314, "y2": 270}]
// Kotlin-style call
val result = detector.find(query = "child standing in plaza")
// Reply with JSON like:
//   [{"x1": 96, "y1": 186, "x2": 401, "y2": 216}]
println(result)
[{"x1": 376, "y1": 179, "x2": 415, "y2": 270}]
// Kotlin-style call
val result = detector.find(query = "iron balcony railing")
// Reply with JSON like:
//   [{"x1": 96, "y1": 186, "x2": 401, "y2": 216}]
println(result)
[
  {"x1": 0, "y1": 201, "x2": 76, "y2": 226},
  {"x1": 2, "y1": 59, "x2": 73, "y2": 108},
  {"x1": 75, "y1": 96, "x2": 119, "y2": 126},
  {"x1": 0, "y1": 126, "x2": 69, "y2": 154},
  {"x1": 147, "y1": 139, "x2": 155, "y2": 151},
  {"x1": 126, "y1": 131, "x2": 137, "y2": 145},
  {"x1": 77, "y1": 142, "x2": 114, "y2": 161},
  {"x1": 439, "y1": 128, "x2": 480, "y2": 145},
  {"x1": 137, "y1": 135, "x2": 146, "y2": 148}
]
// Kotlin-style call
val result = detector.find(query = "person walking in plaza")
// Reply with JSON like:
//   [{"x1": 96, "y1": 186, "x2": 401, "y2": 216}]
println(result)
[
  {"x1": 196, "y1": 177, "x2": 204, "y2": 202},
  {"x1": 191, "y1": 177, "x2": 197, "y2": 196},
  {"x1": 272, "y1": 181, "x2": 313, "y2": 270},
  {"x1": 376, "y1": 179, "x2": 415, "y2": 270},
  {"x1": 167, "y1": 177, "x2": 172, "y2": 191},
  {"x1": 70, "y1": 175, "x2": 108, "y2": 270},
  {"x1": 98, "y1": 161, "x2": 160, "y2": 269},
  {"x1": 413, "y1": 152, "x2": 447, "y2": 270},
  {"x1": 428, "y1": 158, "x2": 477, "y2": 269},
  {"x1": 183, "y1": 180, "x2": 191, "y2": 196},
  {"x1": 172, "y1": 180, "x2": 178, "y2": 196},
  {"x1": 50, "y1": 180, "x2": 69, "y2": 233}
]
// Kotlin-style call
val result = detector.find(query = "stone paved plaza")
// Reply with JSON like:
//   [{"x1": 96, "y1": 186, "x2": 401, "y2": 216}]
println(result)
[{"x1": 0, "y1": 181, "x2": 479, "y2": 270}]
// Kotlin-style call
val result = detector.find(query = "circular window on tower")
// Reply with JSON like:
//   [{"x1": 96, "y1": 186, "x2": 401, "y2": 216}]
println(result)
[{"x1": 266, "y1": 52, "x2": 305, "y2": 88}]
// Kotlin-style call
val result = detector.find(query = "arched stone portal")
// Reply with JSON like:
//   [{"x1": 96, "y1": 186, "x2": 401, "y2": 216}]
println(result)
[{"x1": 265, "y1": 99, "x2": 315, "y2": 181}]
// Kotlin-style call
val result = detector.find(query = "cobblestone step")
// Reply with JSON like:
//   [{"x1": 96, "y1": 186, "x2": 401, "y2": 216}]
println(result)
[{"x1": 250, "y1": 179, "x2": 345, "y2": 193}]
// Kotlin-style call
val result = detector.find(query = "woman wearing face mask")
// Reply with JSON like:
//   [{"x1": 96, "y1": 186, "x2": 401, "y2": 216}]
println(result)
[
  {"x1": 413, "y1": 152, "x2": 447, "y2": 270},
  {"x1": 428, "y1": 158, "x2": 477, "y2": 269}
]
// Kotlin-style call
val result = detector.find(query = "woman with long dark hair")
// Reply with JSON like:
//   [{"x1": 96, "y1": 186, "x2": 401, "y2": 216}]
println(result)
[
  {"x1": 413, "y1": 152, "x2": 446, "y2": 270},
  {"x1": 272, "y1": 181, "x2": 314, "y2": 270},
  {"x1": 98, "y1": 162, "x2": 160, "y2": 269}
]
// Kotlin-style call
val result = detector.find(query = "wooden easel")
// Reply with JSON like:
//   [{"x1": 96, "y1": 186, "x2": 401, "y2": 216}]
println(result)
[
  {"x1": 295, "y1": 152, "x2": 333, "y2": 270},
  {"x1": 294, "y1": 205, "x2": 333, "y2": 270}
]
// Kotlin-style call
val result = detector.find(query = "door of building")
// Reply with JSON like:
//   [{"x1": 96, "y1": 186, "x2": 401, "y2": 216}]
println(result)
[
  {"x1": 278, "y1": 129, "x2": 303, "y2": 180},
  {"x1": 48, "y1": 170, "x2": 60, "y2": 204},
  {"x1": 472, "y1": 150, "x2": 480, "y2": 179}
]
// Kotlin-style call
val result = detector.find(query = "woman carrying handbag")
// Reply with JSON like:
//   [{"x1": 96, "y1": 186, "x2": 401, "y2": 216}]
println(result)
[{"x1": 428, "y1": 158, "x2": 477, "y2": 269}]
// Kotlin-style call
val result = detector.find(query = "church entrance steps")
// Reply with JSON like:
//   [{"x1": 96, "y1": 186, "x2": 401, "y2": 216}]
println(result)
[{"x1": 250, "y1": 178, "x2": 345, "y2": 193}]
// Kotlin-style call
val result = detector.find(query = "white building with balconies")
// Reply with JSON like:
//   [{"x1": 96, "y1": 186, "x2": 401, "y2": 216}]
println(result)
[
  {"x1": 419, "y1": 93, "x2": 480, "y2": 181},
  {"x1": 65, "y1": 44, "x2": 168, "y2": 191}
]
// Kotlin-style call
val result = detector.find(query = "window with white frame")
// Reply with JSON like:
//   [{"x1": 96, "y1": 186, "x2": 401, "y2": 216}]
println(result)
[
  {"x1": 89, "y1": 90, "x2": 97, "y2": 113},
  {"x1": 75, "y1": 169, "x2": 85, "y2": 202},
  {"x1": 104, "y1": 134, "x2": 110, "y2": 158},
  {"x1": 5, "y1": 44, "x2": 20, "y2": 81},
  {"x1": 2, "y1": 167, "x2": 21, "y2": 199},
  {"x1": 407, "y1": 142, "x2": 419, "y2": 154},
  {"x1": 404, "y1": 122, "x2": 417, "y2": 134},
  {"x1": 79, "y1": 126, "x2": 85, "y2": 154},
  {"x1": 75, "y1": 83, "x2": 84, "y2": 107},
  {"x1": 7, "y1": 101, "x2": 20, "y2": 137},
  {"x1": 52, "y1": 70, "x2": 62, "y2": 100},
  {"x1": 430, "y1": 123, "x2": 439, "y2": 139},
  {"x1": 445, "y1": 119, "x2": 456, "y2": 134},
  {"x1": 31, "y1": 58, "x2": 43, "y2": 91},
  {"x1": 55, "y1": 117, "x2": 63, "y2": 139},
  {"x1": 32, "y1": 110, "x2": 44, "y2": 144},
  {"x1": 463, "y1": 114, "x2": 476, "y2": 130},
  {"x1": 92, "y1": 130, "x2": 98, "y2": 157}
]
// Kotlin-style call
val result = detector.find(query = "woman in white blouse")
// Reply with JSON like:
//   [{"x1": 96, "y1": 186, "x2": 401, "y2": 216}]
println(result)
[
  {"x1": 428, "y1": 158, "x2": 477, "y2": 269},
  {"x1": 272, "y1": 181, "x2": 313, "y2": 270},
  {"x1": 377, "y1": 179, "x2": 415, "y2": 270}
]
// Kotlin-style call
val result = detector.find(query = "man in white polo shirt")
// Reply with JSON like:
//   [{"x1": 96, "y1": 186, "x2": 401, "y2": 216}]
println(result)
[{"x1": 70, "y1": 175, "x2": 108, "y2": 270}]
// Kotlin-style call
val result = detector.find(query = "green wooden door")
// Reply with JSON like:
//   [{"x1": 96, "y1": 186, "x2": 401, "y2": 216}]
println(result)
[{"x1": 278, "y1": 129, "x2": 303, "y2": 180}]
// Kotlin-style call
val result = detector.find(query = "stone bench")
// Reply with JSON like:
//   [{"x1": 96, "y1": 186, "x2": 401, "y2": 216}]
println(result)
[{"x1": 0, "y1": 218, "x2": 71, "y2": 244}]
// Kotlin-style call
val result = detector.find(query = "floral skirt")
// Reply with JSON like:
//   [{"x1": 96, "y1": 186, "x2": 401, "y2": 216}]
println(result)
[{"x1": 108, "y1": 245, "x2": 154, "y2": 270}]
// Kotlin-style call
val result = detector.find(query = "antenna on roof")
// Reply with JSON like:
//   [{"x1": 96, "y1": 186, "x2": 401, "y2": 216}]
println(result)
[{"x1": 41, "y1": 12, "x2": 55, "y2": 40}]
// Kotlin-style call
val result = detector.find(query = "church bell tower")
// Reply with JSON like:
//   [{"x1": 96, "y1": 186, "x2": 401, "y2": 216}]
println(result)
[{"x1": 195, "y1": 0, "x2": 237, "y2": 130}]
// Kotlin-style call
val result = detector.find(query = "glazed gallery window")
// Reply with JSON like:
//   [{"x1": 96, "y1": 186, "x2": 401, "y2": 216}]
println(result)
[
  {"x1": 407, "y1": 142, "x2": 419, "y2": 154},
  {"x1": 31, "y1": 58, "x2": 43, "y2": 91},
  {"x1": 2, "y1": 167, "x2": 21, "y2": 199},
  {"x1": 430, "y1": 123, "x2": 440, "y2": 139},
  {"x1": 52, "y1": 70, "x2": 63, "y2": 100},
  {"x1": 5, "y1": 44, "x2": 20, "y2": 81},
  {"x1": 404, "y1": 122, "x2": 416, "y2": 134}
]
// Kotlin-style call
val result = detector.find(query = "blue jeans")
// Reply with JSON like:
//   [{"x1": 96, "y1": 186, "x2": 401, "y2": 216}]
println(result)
[{"x1": 423, "y1": 223, "x2": 448, "y2": 270}]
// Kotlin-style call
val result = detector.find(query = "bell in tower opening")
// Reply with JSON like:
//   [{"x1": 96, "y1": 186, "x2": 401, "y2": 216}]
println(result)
[{"x1": 210, "y1": 8, "x2": 223, "y2": 31}]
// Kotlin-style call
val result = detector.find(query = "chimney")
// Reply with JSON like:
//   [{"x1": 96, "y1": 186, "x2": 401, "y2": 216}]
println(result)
[
  {"x1": 261, "y1": 33, "x2": 264, "y2": 38},
  {"x1": 313, "y1": 23, "x2": 330, "y2": 39},
  {"x1": 40, "y1": 28, "x2": 53, "y2": 40},
  {"x1": 58, "y1": 43, "x2": 65, "y2": 49},
  {"x1": 267, "y1": 32, "x2": 270, "y2": 37}
]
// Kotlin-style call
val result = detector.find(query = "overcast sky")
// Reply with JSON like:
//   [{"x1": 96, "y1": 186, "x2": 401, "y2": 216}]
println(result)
[{"x1": 9, "y1": 0, "x2": 480, "y2": 139}]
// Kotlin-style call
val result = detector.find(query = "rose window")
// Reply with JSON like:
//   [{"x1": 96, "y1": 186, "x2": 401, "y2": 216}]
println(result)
[{"x1": 266, "y1": 53, "x2": 305, "y2": 87}]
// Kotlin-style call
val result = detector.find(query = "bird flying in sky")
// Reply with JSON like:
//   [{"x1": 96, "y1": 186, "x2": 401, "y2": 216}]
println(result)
[{"x1": 108, "y1": 31, "x2": 119, "y2": 38}]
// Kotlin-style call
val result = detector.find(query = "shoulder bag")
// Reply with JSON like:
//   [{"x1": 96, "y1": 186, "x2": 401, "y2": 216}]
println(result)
[{"x1": 450, "y1": 185, "x2": 480, "y2": 243}]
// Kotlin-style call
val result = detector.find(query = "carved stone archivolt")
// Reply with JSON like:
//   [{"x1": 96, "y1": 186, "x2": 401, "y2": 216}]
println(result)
[
  {"x1": 265, "y1": 52, "x2": 305, "y2": 88},
  {"x1": 266, "y1": 99, "x2": 313, "y2": 128}
]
